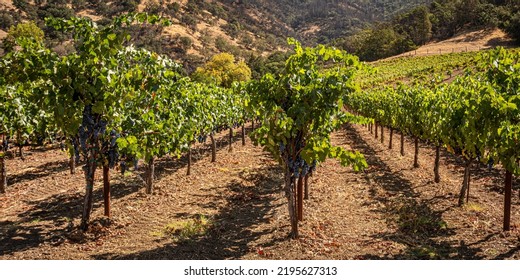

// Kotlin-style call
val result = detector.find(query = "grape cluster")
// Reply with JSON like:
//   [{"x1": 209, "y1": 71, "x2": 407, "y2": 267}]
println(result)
[
  {"x1": 310, "y1": 160, "x2": 317, "y2": 173},
  {"x1": 72, "y1": 136, "x2": 81, "y2": 164},
  {"x1": 119, "y1": 154, "x2": 139, "y2": 175},
  {"x1": 278, "y1": 142, "x2": 285, "y2": 153},
  {"x1": 288, "y1": 155, "x2": 307, "y2": 177},
  {"x1": 279, "y1": 139, "x2": 316, "y2": 178},
  {"x1": 36, "y1": 135, "x2": 45, "y2": 146},
  {"x1": 487, "y1": 158, "x2": 494, "y2": 170},
  {"x1": 78, "y1": 105, "x2": 107, "y2": 154},
  {"x1": 289, "y1": 157, "x2": 317, "y2": 178},
  {"x1": 197, "y1": 135, "x2": 207, "y2": 143},
  {"x1": 103, "y1": 129, "x2": 120, "y2": 168}
]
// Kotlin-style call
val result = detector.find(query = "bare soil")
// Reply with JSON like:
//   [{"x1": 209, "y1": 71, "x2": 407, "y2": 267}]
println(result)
[
  {"x1": 389, "y1": 28, "x2": 516, "y2": 59},
  {"x1": 1, "y1": 124, "x2": 519, "y2": 260}
]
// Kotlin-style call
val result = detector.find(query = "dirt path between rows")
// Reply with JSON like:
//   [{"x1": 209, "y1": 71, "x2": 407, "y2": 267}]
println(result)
[{"x1": 1, "y1": 124, "x2": 519, "y2": 259}]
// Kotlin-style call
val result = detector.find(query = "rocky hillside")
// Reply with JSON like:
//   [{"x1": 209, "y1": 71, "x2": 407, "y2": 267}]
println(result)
[
  {"x1": 247, "y1": 0, "x2": 434, "y2": 42},
  {"x1": 0, "y1": 0, "x2": 432, "y2": 69}
]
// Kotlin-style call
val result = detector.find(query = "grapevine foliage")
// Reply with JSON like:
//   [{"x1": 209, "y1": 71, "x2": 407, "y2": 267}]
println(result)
[
  {"x1": 248, "y1": 39, "x2": 367, "y2": 172},
  {"x1": 347, "y1": 48, "x2": 520, "y2": 176},
  {"x1": 247, "y1": 39, "x2": 367, "y2": 238}
]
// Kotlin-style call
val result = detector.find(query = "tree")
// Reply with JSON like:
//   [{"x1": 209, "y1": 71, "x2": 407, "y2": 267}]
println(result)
[
  {"x1": 0, "y1": 12, "x2": 16, "y2": 30},
  {"x1": 429, "y1": 0, "x2": 458, "y2": 39},
  {"x1": 504, "y1": 11, "x2": 520, "y2": 43},
  {"x1": 192, "y1": 52, "x2": 251, "y2": 88},
  {"x1": 394, "y1": 6, "x2": 432, "y2": 45},
  {"x1": 2, "y1": 21, "x2": 44, "y2": 52}
]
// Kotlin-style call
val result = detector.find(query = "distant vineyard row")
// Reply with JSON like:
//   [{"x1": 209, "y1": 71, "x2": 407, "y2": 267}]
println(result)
[{"x1": 348, "y1": 47, "x2": 520, "y2": 230}]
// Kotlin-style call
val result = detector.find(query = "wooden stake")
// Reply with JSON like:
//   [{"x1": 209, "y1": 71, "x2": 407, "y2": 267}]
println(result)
[
  {"x1": 187, "y1": 146, "x2": 192, "y2": 176},
  {"x1": 434, "y1": 145, "x2": 440, "y2": 183},
  {"x1": 297, "y1": 175, "x2": 303, "y2": 221},
  {"x1": 413, "y1": 137, "x2": 419, "y2": 168},
  {"x1": 229, "y1": 128, "x2": 233, "y2": 152},
  {"x1": 103, "y1": 165, "x2": 110, "y2": 217},
  {"x1": 504, "y1": 170, "x2": 512, "y2": 231},
  {"x1": 210, "y1": 134, "x2": 216, "y2": 163}
]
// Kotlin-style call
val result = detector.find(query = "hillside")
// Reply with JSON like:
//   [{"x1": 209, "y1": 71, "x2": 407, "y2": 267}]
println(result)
[
  {"x1": 4, "y1": 0, "x2": 517, "y2": 69},
  {"x1": 230, "y1": 0, "x2": 433, "y2": 43},
  {"x1": 387, "y1": 28, "x2": 515, "y2": 60},
  {"x1": 0, "y1": 0, "x2": 433, "y2": 69}
]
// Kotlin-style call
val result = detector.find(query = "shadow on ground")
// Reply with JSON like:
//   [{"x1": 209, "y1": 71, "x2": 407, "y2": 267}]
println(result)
[
  {"x1": 148, "y1": 125, "x2": 253, "y2": 181},
  {"x1": 92, "y1": 165, "x2": 286, "y2": 259},
  {"x1": 0, "y1": 180, "x2": 137, "y2": 256},
  {"x1": 0, "y1": 125, "x2": 256, "y2": 257},
  {"x1": 7, "y1": 160, "x2": 71, "y2": 186},
  {"x1": 342, "y1": 124, "x2": 483, "y2": 259}
]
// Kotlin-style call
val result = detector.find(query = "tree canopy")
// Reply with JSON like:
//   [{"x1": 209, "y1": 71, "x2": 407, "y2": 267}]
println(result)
[
  {"x1": 2, "y1": 21, "x2": 44, "y2": 52},
  {"x1": 192, "y1": 52, "x2": 251, "y2": 88}
]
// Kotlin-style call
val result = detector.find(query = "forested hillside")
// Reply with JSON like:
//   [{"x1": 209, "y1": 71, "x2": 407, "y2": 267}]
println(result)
[
  {"x1": 230, "y1": 0, "x2": 434, "y2": 42},
  {"x1": 0, "y1": 0, "x2": 433, "y2": 69},
  {"x1": 1, "y1": 0, "x2": 519, "y2": 68},
  {"x1": 334, "y1": 0, "x2": 520, "y2": 61}
]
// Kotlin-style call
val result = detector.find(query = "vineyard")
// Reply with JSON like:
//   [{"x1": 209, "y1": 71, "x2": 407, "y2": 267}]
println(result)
[{"x1": 1, "y1": 14, "x2": 520, "y2": 259}]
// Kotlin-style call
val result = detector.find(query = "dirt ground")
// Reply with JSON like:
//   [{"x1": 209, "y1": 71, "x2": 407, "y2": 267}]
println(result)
[
  {"x1": 1, "y1": 124, "x2": 519, "y2": 260},
  {"x1": 388, "y1": 28, "x2": 515, "y2": 59}
]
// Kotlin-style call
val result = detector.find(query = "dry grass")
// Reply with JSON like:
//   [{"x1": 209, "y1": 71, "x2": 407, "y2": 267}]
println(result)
[{"x1": 389, "y1": 28, "x2": 515, "y2": 60}]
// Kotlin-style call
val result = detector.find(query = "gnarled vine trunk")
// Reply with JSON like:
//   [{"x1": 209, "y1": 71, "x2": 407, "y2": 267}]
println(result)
[
  {"x1": 103, "y1": 164, "x2": 110, "y2": 217},
  {"x1": 458, "y1": 159, "x2": 471, "y2": 206},
  {"x1": 375, "y1": 123, "x2": 378, "y2": 139},
  {"x1": 18, "y1": 145, "x2": 24, "y2": 160},
  {"x1": 380, "y1": 126, "x2": 384, "y2": 144},
  {"x1": 297, "y1": 175, "x2": 303, "y2": 221},
  {"x1": 284, "y1": 166, "x2": 298, "y2": 239},
  {"x1": 80, "y1": 147, "x2": 98, "y2": 231},
  {"x1": 413, "y1": 137, "x2": 419, "y2": 168},
  {"x1": 389, "y1": 128, "x2": 394, "y2": 149},
  {"x1": 187, "y1": 146, "x2": 192, "y2": 176},
  {"x1": 304, "y1": 173, "x2": 310, "y2": 200},
  {"x1": 16, "y1": 131, "x2": 24, "y2": 160},
  {"x1": 210, "y1": 133, "x2": 216, "y2": 162},
  {"x1": 229, "y1": 128, "x2": 233, "y2": 152},
  {"x1": 145, "y1": 157, "x2": 155, "y2": 194},
  {"x1": 400, "y1": 132, "x2": 405, "y2": 156},
  {"x1": 434, "y1": 145, "x2": 441, "y2": 183},
  {"x1": 504, "y1": 170, "x2": 512, "y2": 231},
  {"x1": 242, "y1": 123, "x2": 246, "y2": 146},
  {"x1": 0, "y1": 156, "x2": 6, "y2": 194},
  {"x1": 69, "y1": 152, "x2": 75, "y2": 175}
]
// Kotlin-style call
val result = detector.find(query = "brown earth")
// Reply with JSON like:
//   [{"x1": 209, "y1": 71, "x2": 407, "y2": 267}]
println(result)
[
  {"x1": 1, "y1": 124, "x2": 520, "y2": 260},
  {"x1": 0, "y1": 0, "x2": 12, "y2": 9},
  {"x1": 389, "y1": 28, "x2": 515, "y2": 60}
]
